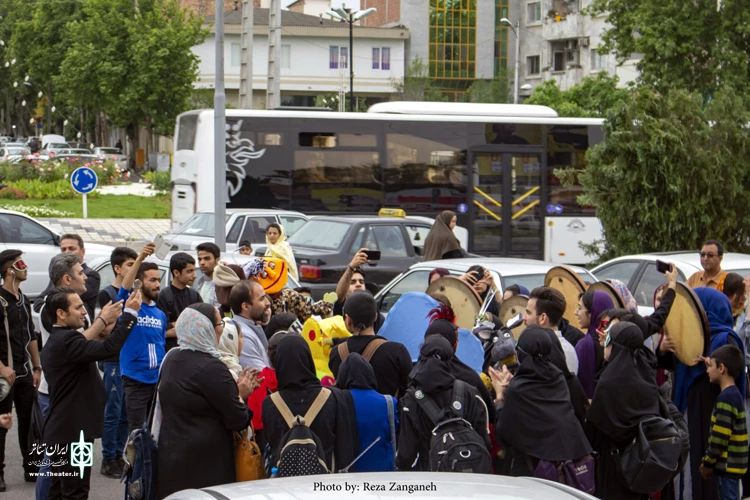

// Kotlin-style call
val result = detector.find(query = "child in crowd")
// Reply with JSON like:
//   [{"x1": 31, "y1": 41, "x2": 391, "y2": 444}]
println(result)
[{"x1": 700, "y1": 345, "x2": 749, "y2": 500}]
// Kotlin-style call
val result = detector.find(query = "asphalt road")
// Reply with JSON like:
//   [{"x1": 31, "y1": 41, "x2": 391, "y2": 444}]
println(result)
[{"x1": 2, "y1": 408, "x2": 123, "y2": 499}]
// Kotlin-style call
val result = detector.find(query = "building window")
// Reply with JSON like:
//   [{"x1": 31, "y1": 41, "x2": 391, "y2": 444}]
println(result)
[
  {"x1": 372, "y1": 48, "x2": 380, "y2": 69},
  {"x1": 430, "y1": 0, "x2": 478, "y2": 90},
  {"x1": 329, "y1": 46, "x2": 339, "y2": 69},
  {"x1": 591, "y1": 49, "x2": 606, "y2": 70},
  {"x1": 330, "y1": 46, "x2": 348, "y2": 69},
  {"x1": 281, "y1": 45, "x2": 291, "y2": 69},
  {"x1": 231, "y1": 43, "x2": 241, "y2": 68},
  {"x1": 553, "y1": 51, "x2": 566, "y2": 71},
  {"x1": 382, "y1": 47, "x2": 390, "y2": 70},
  {"x1": 494, "y1": 0, "x2": 509, "y2": 78},
  {"x1": 526, "y1": 2, "x2": 541, "y2": 23},
  {"x1": 527, "y1": 55, "x2": 540, "y2": 75}
]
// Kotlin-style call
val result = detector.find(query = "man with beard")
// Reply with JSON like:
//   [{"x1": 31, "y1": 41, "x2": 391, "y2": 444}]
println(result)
[
  {"x1": 156, "y1": 252, "x2": 202, "y2": 352},
  {"x1": 194, "y1": 242, "x2": 220, "y2": 308},
  {"x1": 116, "y1": 244, "x2": 167, "y2": 430},
  {"x1": 42, "y1": 287, "x2": 140, "y2": 498},
  {"x1": 230, "y1": 281, "x2": 272, "y2": 371},
  {"x1": 33, "y1": 234, "x2": 100, "y2": 322}
]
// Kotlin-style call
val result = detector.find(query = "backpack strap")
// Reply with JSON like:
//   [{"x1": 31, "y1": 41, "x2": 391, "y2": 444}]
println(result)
[
  {"x1": 385, "y1": 395, "x2": 397, "y2": 461},
  {"x1": 302, "y1": 388, "x2": 331, "y2": 427},
  {"x1": 410, "y1": 388, "x2": 444, "y2": 427},
  {"x1": 361, "y1": 338, "x2": 387, "y2": 362},
  {"x1": 451, "y1": 380, "x2": 466, "y2": 419},
  {"x1": 270, "y1": 392, "x2": 297, "y2": 429},
  {"x1": 337, "y1": 342, "x2": 350, "y2": 362}
]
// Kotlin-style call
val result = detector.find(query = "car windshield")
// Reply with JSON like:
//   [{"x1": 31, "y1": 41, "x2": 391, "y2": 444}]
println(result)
[
  {"x1": 71, "y1": 149, "x2": 92, "y2": 154},
  {"x1": 172, "y1": 213, "x2": 230, "y2": 237},
  {"x1": 287, "y1": 220, "x2": 352, "y2": 250},
  {"x1": 7, "y1": 148, "x2": 27, "y2": 155},
  {"x1": 48, "y1": 143, "x2": 68, "y2": 149},
  {"x1": 99, "y1": 148, "x2": 120, "y2": 154}
]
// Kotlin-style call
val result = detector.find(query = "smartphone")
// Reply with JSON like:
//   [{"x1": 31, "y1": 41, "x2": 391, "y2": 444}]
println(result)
[
  {"x1": 153, "y1": 234, "x2": 172, "y2": 260},
  {"x1": 471, "y1": 266, "x2": 486, "y2": 282},
  {"x1": 655, "y1": 260, "x2": 671, "y2": 273},
  {"x1": 364, "y1": 250, "x2": 381, "y2": 261},
  {"x1": 133, "y1": 279, "x2": 142, "y2": 294}
]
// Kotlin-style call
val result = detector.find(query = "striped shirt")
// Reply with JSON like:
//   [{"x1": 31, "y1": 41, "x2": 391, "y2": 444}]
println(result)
[{"x1": 703, "y1": 385, "x2": 749, "y2": 476}]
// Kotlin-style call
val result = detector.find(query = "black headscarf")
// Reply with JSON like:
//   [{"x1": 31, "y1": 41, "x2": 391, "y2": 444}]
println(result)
[
  {"x1": 497, "y1": 327, "x2": 592, "y2": 461},
  {"x1": 587, "y1": 321, "x2": 661, "y2": 444},
  {"x1": 274, "y1": 335, "x2": 321, "y2": 391},
  {"x1": 409, "y1": 336, "x2": 456, "y2": 394},
  {"x1": 335, "y1": 353, "x2": 378, "y2": 391},
  {"x1": 425, "y1": 318, "x2": 458, "y2": 348}
]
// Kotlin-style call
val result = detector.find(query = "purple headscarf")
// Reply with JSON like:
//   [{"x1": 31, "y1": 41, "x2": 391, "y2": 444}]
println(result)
[{"x1": 574, "y1": 290, "x2": 615, "y2": 399}]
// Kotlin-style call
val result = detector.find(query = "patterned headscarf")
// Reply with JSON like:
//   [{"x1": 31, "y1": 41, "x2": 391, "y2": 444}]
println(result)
[
  {"x1": 607, "y1": 279, "x2": 638, "y2": 313},
  {"x1": 176, "y1": 308, "x2": 222, "y2": 360},
  {"x1": 217, "y1": 319, "x2": 243, "y2": 380}
]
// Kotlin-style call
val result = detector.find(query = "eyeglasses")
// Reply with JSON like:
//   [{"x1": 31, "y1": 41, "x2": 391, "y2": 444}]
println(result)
[
  {"x1": 215, "y1": 321, "x2": 224, "y2": 328},
  {"x1": 603, "y1": 323, "x2": 616, "y2": 348},
  {"x1": 12, "y1": 259, "x2": 27, "y2": 272},
  {"x1": 596, "y1": 319, "x2": 610, "y2": 337},
  {"x1": 700, "y1": 252, "x2": 717, "y2": 258}
]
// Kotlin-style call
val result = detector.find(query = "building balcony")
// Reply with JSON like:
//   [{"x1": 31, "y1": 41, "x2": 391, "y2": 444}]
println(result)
[
  {"x1": 542, "y1": 13, "x2": 584, "y2": 41},
  {"x1": 547, "y1": 67, "x2": 584, "y2": 90}
]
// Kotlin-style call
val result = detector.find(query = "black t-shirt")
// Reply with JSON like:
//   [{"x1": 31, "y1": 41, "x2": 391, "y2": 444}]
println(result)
[
  {"x1": 97, "y1": 285, "x2": 121, "y2": 363},
  {"x1": 328, "y1": 335, "x2": 412, "y2": 397},
  {"x1": 156, "y1": 285, "x2": 203, "y2": 351}
]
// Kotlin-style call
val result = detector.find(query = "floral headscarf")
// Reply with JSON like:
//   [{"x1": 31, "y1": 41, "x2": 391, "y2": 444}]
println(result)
[
  {"x1": 217, "y1": 319, "x2": 243, "y2": 380},
  {"x1": 607, "y1": 279, "x2": 638, "y2": 313},
  {"x1": 176, "y1": 308, "x2": 222, "y2": 360}
]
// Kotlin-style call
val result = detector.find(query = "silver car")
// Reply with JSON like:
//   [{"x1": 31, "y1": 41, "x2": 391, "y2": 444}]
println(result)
[{"x1": 164, "y1": 472, "x2": 597, "y2": 499}]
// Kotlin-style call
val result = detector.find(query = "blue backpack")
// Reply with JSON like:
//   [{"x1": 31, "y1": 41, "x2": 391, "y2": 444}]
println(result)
[{"x1": 123, "y1": 350, "x2": 174, "y2": 499}]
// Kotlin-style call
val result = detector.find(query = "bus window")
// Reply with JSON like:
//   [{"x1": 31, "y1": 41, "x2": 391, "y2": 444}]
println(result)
[
  {"x1": 299, "y1": 132, "x2": 336, "y2": 148},
  {"x1": 176, "y1": 114, "x2": 199, "y2": 151},
  {"x1": 547, "y1": 124, "x2": 598, "y2": 216}
]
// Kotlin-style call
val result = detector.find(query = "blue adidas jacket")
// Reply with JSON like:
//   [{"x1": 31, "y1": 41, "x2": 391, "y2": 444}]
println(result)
[{"x1": 117, "y1": 288, "x2": 167, "y2": 384}]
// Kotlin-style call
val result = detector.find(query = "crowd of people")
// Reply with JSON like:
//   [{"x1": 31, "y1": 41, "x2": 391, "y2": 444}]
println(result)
[{"x1": 0, "y1": 228, "x2": 747, "y2": 500}]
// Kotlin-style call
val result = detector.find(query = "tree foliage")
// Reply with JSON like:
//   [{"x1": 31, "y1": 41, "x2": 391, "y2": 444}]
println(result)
[
  {"x1": 587, "y1": 0, "x2": 750, "y2": 100},
  {"x1": 568, "y1": 86, "x2": 750, "y2": 260},
  {"x1": 462, "y1": 72, "x2": 512, "y2": 104},
  {"x1": 391, "y1": 56, "x2": 448, "y2": 102},
  {"x1": 525, "y1": 73, "x2": 630, "y2": 117}
]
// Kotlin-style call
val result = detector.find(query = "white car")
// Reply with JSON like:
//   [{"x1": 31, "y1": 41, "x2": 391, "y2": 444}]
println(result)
[
  {"x1": 375, "y1": 257, "x2": 596, "y2": 314},
  {"x1": 93, "y1": 147, "x2": 129, "y2": 170},
  {"x1": 0, "y1": 146, "x2": 31, "y2": 162},
  {"x1": 0, "y1": 210, "x2": 114, "y2": 298},
  {"x1": 164, "y1": 472, "x2": 596, "y2": 499},
  {"x1": 160, "y1": 209, "x2": 309, "y2": 255},
  {"x1": 591, "y1": 251, "x2": 750, "y2": 315}
]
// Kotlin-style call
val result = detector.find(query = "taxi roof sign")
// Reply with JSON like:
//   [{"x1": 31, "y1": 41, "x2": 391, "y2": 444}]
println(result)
[{"x1": 378, "y1": 208, "x2": 406, "y2": 218}]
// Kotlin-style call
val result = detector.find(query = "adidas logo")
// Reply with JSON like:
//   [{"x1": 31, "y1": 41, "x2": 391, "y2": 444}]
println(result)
[{"x1": 137, "y1": 317, "x2": 163, "y2": 328}]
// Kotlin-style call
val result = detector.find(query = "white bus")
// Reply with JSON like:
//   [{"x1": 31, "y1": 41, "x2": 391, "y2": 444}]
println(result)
[{"x1": 171, "y1": 102, "x2": 604, "y2": 264}]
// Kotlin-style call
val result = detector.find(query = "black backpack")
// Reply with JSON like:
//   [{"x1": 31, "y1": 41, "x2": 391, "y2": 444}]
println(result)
[
  {"x1": 411, "y1": 380, "x2": 492, "y2": 473},
  {"x1": 270, "y1": 388, "x2": 331, "y2": 477},
  {"x1": 616, "y1": 415, "x2": 683, "y2": 494}
]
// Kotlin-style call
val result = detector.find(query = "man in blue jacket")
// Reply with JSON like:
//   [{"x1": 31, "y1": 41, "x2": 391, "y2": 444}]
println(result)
[{"x1": 115, "y1": 243, "x2": 168, "y2": 431}]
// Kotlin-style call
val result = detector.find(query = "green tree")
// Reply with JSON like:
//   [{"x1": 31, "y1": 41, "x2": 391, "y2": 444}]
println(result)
[
  {"x1": 587, "y1": 0, "x2": 750, "y2": 100},
  {"x1": 57, "y1": 0, "x2": 206, "y2": 160},
  {"x1": 566, "y1": 85, "x2": 750, "y2": 261},
  {"x1": 525, "y1": 73, "x2": 630, "y2": 117},
  {"x1": 462, "y1": 72, "x2": 512, "y2": 103},
  {"x1": 391, "y1": 56, "x2": 448, "y2": 102}
]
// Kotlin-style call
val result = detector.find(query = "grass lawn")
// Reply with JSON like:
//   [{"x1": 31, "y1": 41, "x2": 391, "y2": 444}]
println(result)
[{"x1": 0, "y1": 195, "x2": 171, "y2": 218}]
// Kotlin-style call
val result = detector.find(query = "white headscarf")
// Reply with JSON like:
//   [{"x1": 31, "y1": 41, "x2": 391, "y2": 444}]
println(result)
[
  {"x1": 265, "y1": 224, "x2": 299, "y2": 280},
  {"x1": 176, "y1": 308, "x2": 222, "y2": 360},
  {"x1": 217, "y1": 319, "x2": 243, "y2": 380}
]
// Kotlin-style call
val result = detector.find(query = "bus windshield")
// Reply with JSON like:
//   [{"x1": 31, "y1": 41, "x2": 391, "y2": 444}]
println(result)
[{"x1": 172, "y1": 213, "x2": 230, "y2": 237}]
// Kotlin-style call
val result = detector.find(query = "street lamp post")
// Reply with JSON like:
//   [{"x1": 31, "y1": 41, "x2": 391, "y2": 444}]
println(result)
[
  {"x1": 501, "y1": 18, "x2": 520, "y2": 104},
  {"x1": 326, "y1": 5, "x2": 376, "y2": 112}
]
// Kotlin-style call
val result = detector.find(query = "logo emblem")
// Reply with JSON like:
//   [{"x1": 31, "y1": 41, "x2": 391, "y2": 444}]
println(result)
[
  {"x1": 70, "y1": 431, "x2": 93, "y2": 478},
  {"x1": 567, "y1": 219, "x2": 585, "y2": 233}
]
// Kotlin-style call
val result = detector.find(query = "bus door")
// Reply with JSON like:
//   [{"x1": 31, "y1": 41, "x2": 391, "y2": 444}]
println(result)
[{"x1": 469, "y1": 152, "x2": 543, "y2": 259}]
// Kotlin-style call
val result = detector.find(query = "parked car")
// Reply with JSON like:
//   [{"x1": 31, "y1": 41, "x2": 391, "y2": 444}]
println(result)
[
  {"x1": 0, "y1": 209, "x2": 114, "y2": 298},
  {"x1": 93, "y1": 147, "x2": 129, "y2": 169},
  {"x1": 163, "y1": 472, "x2": 597, "y2": 500},
  {"x1": 40, "y1": 134, "x2": 66, "y2": 150},
  {"x1": 375, "y1": 257, "x2": 596, "y2": 314},
  {"x1": 288, "y1": 214, "x2": 473, "y2": 299},
  {"x1": 40, "y1": 143, "x2": 70, "y2": 156},
  {"x1": 591, "y1": 251, "x2": 750, "y2": 315},
  {"x1": 160, "y1": 209, "x2": 309, "y2": 255},
  {"x1": 0, "y1": 146, "x2": 31, "y2": 162}
]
